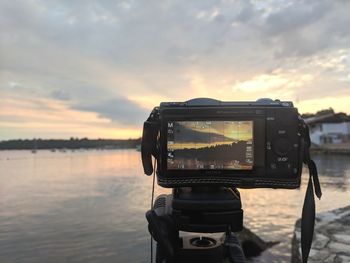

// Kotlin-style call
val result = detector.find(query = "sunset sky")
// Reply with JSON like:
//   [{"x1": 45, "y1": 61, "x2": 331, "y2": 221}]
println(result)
[{"x1": 1, "y1": 0, "x2": 350, "y2": 140}]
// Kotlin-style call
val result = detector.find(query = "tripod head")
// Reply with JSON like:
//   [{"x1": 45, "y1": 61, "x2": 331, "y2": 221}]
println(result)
[{"x1": 146, "y1": 187, "x2": 245, "y2": 263}]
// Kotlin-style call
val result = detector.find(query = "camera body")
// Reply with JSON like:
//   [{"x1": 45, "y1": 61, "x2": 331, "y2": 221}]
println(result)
[{"x1": 142, "y1": 98, "x2": 304, "y2": 189}]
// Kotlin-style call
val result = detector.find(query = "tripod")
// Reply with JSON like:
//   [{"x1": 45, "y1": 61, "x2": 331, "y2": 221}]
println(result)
[{"x1": 146, "y1": 187, "x2": 246, "y2": 263}]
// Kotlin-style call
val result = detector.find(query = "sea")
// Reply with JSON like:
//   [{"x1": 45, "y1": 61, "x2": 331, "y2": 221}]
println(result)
[{"x1": 0, "y1": 150, "x2": 349, "y2": 262}]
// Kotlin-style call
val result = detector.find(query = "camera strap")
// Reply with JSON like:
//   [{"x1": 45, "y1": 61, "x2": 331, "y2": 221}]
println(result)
[{"x1": 299, "y1": 119, "x2": 322, "y2": 263}]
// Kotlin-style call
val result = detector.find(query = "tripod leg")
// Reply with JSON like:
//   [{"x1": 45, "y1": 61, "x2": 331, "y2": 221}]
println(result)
[
  {"x1": 224, "y1": 232, "x2": 246, "y2": 263},
  {"x1": 156, "y1": 242, "x2": 172, "y2": 263},
  {"x1": 146, "y1": 210, "x2": 176, "y2": 262}
]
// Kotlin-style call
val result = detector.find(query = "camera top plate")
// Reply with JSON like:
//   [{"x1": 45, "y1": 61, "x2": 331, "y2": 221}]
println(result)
[{"x1": 160, "y1": 98, "x2": 294, "y2": 108}]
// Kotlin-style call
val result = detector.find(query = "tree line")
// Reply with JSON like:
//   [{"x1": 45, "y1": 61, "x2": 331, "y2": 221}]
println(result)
[
  {"x1": 175, "y1": 140, "x2": 249, "y2": 162},
  {"x1": 0, "y1": 138, "x2": 141, "y2": 150}
]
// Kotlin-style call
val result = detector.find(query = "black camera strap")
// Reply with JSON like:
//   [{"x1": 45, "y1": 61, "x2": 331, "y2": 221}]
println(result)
[{"x1": 300, "y1": 119, "x2": 322, "y2": 263}]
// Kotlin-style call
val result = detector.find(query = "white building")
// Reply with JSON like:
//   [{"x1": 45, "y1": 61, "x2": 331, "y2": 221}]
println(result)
[{"x1": 310, "y1": 122, "x2": 350, "y2": 145}]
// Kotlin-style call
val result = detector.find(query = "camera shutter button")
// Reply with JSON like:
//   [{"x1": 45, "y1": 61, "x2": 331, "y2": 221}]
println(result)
[{"x1": 272, "y1": 137, "x2": 292, "y2": 156}]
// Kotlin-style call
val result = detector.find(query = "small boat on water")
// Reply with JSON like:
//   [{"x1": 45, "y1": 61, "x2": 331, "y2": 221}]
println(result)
[{"x1": 31, "y1": 139, "x2": 38, "y2": 153}]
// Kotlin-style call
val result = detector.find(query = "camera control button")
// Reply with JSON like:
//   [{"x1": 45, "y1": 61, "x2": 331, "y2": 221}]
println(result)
[
  {"x1": 272, "y1": 137, "x2": 292, "y2": 156},
  {"x1": 275, "y1": 108, "x2": 298, "y2": 127},
  {"x1": 270, "y1": 163, "x2": 277, "y2": 169}
]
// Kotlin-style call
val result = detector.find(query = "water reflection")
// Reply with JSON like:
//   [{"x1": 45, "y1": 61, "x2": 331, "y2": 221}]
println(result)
[
  {"x1": 0, "y1": 150, "x2": 349, "y2": 262},
  {"x1": 313, "y1": 153, "x2": 350, "y2": 191}
]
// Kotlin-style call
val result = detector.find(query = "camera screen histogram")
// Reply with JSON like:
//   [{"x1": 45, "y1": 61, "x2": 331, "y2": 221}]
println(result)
[{"x1": 167, "y1": 121, "x2": 254, "y2": 170}]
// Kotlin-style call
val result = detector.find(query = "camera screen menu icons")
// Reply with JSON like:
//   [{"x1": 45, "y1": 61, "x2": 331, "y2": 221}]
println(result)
[
  {"x1": 167, "y1": 122, "x2": 175, "y2": 166},
  {"x1": 167, "y1": 120, "x2": 254, "y2": 170}
]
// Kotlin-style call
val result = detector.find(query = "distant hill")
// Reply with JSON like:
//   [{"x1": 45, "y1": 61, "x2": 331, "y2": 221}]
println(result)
[{"x1": 0, "y1": 138, "x2": 141, "y2": 150}]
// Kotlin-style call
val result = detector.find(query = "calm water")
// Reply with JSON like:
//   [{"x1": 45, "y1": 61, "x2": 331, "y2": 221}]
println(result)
[{"x1": 0, "y1": 150, "x2": 349, "y2": 262}]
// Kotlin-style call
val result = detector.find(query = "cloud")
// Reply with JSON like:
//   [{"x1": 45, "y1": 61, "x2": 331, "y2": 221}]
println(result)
[
  {"x1": 1, "y1": 0, "x2": 350, "y2": 139},
  {"x1": 233, "y1": 73, "x2": 307, "y2": 91},
  {"x1": 260, "y1": 0, "x2": 350, "y2": 58},
  {"x1": 51, "y1": 90, "x2": 70, "y2": 101},
  {"x1": 264, "y1": 1, "x2": 330, "y2": 36},
  {"x1": 74, "y1": 97, "x2": 149, "y2": 126}
]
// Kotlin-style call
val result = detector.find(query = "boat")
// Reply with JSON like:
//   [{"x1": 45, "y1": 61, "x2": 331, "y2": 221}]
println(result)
[
  {"x1": 31, "y1": 139, "x2": 37, "y2": 153},
  {"x1": 136, "y1": 144, "x2": 141, "y2": 151}
]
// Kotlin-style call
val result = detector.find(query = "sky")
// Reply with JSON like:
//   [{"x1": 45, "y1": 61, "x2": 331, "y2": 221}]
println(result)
[{"x1": 1, "y1": 0, "x2": 350, "y2": 140}]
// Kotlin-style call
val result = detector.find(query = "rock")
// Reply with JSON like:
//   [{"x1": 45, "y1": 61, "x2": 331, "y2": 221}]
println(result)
[
  {"x1": 291, "y1": 205, "x2": 350, "y2": 263},
  {"x1": 323, "y1": 254, "x2": 336, "y2": 263},
  {"x1": 313, "y1": 233, "x2": 330, "y2": 249},
  {"x1": 327, "y1": 241, "x2": 350, "y2": 254},
  {"x1": 333, "y1": 234, "x2": 350, "y2": 244},
  {"x1": 309, "y1": 249, "x2": 330, "y2": 262},
  {"x1": 334, "y1": 255, "x2": 350, "y2": 263},
  {"x1": 236, "y1": 226, "x2": 279, "y2": 258}
]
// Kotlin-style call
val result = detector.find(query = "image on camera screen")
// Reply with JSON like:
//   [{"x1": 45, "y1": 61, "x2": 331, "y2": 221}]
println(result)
[{"x1": 167, "y1": 121, "x2": 253, "y2": 170}]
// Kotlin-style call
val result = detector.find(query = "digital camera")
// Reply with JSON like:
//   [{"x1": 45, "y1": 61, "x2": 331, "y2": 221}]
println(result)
[{"x1": 141, "y1": 98, "x2": 305, "y2": 189}]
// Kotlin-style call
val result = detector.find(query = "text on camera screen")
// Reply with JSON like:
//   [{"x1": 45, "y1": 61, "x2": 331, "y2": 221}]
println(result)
[{"x1": 167, "y1": 121, "x2": 254, "y2": 170}]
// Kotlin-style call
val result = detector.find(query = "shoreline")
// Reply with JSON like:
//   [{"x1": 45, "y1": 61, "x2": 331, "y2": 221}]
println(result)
[{"x1": 311, "y1": 145, "x2": 350, "y2": 155}]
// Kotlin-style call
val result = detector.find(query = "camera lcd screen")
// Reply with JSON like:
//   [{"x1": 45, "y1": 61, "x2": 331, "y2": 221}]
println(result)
[{"x1": 167, "y1": 121, "x2": 254, "y2": 170}]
